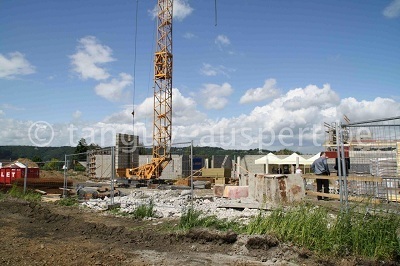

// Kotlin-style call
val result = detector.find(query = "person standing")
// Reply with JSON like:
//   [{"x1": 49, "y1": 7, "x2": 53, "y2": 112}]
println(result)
[
  {"x1": 311, "y1": 152, "x2": 330, "y2": 200},
  {"x1": 334, "y1": 157, "x2": 350, "y2": 176}
]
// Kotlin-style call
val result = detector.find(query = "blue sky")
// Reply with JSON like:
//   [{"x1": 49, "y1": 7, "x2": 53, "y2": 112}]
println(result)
[{"x1": 1, "y1": 0, "x2": 400, "y2": 152}]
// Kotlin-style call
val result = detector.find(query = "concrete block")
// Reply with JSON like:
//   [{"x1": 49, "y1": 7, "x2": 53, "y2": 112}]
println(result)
[
  {"x1": 214, "y1": 184, "x2": 225, "y2": 197},
  {"x1": 223, "y1": 185, "x2": 249, "y2": 199},
  {"x1": 248, "y1": 174, "x2": 305, "y2": 205}
]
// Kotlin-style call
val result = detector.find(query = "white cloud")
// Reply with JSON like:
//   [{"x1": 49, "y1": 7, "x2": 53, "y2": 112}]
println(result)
[
  {"x1": 215, "y1": 35, "x2": 230, "y2": 46},
  {"x1": 0, "y1": 52, "x2": 35, "y2": 79},
  {"x1": 278, "y1": 83, "x2": 339, "y2": 111},
  {"x1": 337, "y1": 97, "x2": 399, "y2": 122},
  {"x1": 1, "y1": 81, "x2": 400, "y2": 153},
  {"x1": 104, "y1": 88, "x2": 206, "y2": 125},
  {"x1": 150, "y1": 0, "x2": 193, "y2": 21},
  {"x1": 383, "y1": 0, "x2": 400, "y2": 18},
  {"x1": 183, "y1": 32, "x2": 196, "y2": 39},
  {"x1": 0, "y1": 110, "x2": 4, "y2": 116},
  {"x1": 174, "y1": 0, "x2": 194, "y2": 21},
  {"x1": 200, "y1": 64, "x2": 217, "y2": 76},
  {"x1": 245, "y1": 84, "x2": 340, "y2": 130},
  {"x1": 240, "y1": 79, "x2": 281, "y2": 104},
  {"x1": 73, "y1": 110, "x2": 82, "y2": 119},
  {"x1": 94, "y1": 73, "x2": 133, "y2": 102},
  {"x1": 200, "y1": 83, "x2": 233, "y2": 110},
  {"x1": 200, "y1": 63, "x2": 233, "y2": 77},
  {"x1": 70, "y1": 36, "x2": 115, "y2": 80},
  {"x1": 1, "y1": 103, "x2": 24, "y2": 111}
]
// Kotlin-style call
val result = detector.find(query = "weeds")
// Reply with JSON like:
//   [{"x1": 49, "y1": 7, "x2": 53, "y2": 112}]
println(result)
[
  {"x1": 246, "y1": 203, "x2": 400, "y2": 261},
  {"x1": 179, "y1": 207, "x2": 243, "y2": 232},
  {"x1": 7, "y1": 184, "x2": 41, "y2": 202},
  {"x1": 108, "y1": 200, "x2": 155, "y2": 219},
  {"x1": 133, "y1": 200, "x2": 155, "y2": 219},
  {"x1": 109, "y1": 207, "x2": 130, "y2": 217},
  {"x1": 57, "y1": 196, "x2": 79, "y2": 207},
  {"x1": 346, "y1": 211, "x2": 400, "y2": 260}
]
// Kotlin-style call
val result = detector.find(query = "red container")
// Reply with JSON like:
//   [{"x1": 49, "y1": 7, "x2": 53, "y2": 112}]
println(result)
[
  {"x1": 0, "y1": 168, "x2": 19, "y2": 184},
  {"x1": 325, "y1": 151, "x2": 349, "y2": 159},
  {"x1": 0, "y1": 167, "x2": 40, "y2": 184},
  {"x1": 24, "y1": 168, "x2": 40, "y2": 178}
]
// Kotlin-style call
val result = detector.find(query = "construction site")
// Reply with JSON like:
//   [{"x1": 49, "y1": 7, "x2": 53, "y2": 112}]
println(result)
[
  {"x1": 1, "y1": 1, "x2": 400, "y2": 265},
  {"x1": 1, "y1": 117, "x2": 400, "y2": 265}
]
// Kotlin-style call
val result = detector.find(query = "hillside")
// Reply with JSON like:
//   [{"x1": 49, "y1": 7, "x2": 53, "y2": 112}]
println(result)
[
  {"x1": 0, "y1": 146, "x2": 75, "y2": 162},
  {"x1": 0, "y1": 145, "x2": 300, "y2": 163}
]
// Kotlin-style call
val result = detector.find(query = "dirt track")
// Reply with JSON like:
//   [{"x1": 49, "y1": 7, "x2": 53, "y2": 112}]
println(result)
[{"x1": 0, "y1": 197, "x2": 384, "y2": 266}]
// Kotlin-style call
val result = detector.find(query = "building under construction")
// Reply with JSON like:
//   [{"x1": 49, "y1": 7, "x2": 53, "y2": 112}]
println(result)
[
  {"x1": 322, "y1": 117, "x2": 400, "y2": 204},
  {"x1": 87, "y1": 133, "x2": 139, "y2": 179}
]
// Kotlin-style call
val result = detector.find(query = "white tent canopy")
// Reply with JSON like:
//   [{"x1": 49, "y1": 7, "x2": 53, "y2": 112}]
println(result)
[
  {"x1": 305, "y1": 153, "x2": 321, "y2": 165},
  {"x1": 255, "y1": 152, "x2": 282, "y2": 165},
  {"x1": 255, "y1": 152, "x2": 320, "y2": 166},
  {"x1": 279, "y1": 153, "x2": 308, "y2": 165}
]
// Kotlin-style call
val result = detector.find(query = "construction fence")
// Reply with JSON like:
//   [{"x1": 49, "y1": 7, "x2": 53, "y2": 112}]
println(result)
[{"x1": 305, "y1": 116, "x2": 400, "y2": 212}]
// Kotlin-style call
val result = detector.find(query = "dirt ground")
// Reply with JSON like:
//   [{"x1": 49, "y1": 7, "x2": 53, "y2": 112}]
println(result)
[{"x1": 0, "y1": 195, "x2": 388, "y2": 266}]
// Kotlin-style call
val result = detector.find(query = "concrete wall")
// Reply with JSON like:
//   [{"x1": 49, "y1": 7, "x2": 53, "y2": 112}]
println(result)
[
  {"x1": 115, "y1": 133, "x2": 139, "y2": 169},
  {"x1": 248, "y1": 174, "x2": 305, "y2": 206},
  {"x1": 212, "y1": 155, "x2": 233, "y2": 168},
  {"x1": 239, "y1": 155, "x2": 265, "y2": 178},
  {"x1": 95, "y1": 155, "x2": 112, "y2": 179}
]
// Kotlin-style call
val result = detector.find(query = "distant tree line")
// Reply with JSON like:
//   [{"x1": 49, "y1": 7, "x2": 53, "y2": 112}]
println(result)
[
  {"x1": 0, "y1": 143, "x2": 301, "y2": 167},
  {"x1": 0, "y1": 146, "x2": 75, "y2": 163}
]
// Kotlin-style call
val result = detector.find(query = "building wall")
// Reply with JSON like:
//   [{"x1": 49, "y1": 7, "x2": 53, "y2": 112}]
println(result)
[
  {"x1": 87, "y1": 149, "x2": 111, "y2": 179},
  {"x1": 212, "y1": 155, "x2": 233, "y2": 168},
  {"x1": 115, "y1": 133, "x2": 139, "y2": 169},
  {"x1": 94, "y1": 154, "x2": 112, "y2": 179},
  {"x1": 240, "y1": 155, "x2": 265, "y2": 176}
]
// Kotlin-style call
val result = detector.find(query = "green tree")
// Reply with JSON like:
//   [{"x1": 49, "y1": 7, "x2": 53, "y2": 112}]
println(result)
[
  {"x1": 275, "y1": 149, "x2": 302, "y2": 155},
  {"x1": 43, "y1": 158, "x2": 62, "y2": 171},
  {"x1": 31, "y1": 156, "x2": 42, "y2": 163},
  {"x1": 75, "y1": 138, "x2": 88, "y2": 161},
  {"x1": 87, "y1": 143, "x2": 101, "y2": 150}
]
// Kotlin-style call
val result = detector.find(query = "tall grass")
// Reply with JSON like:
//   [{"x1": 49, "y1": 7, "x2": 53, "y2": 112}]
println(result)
[
  {"x1": 346, "y1": 212, "x2": 400, "y2": 260},
  {"x1": 109, "y1": 200, "x2": 156, "y2": 219},
  {"x1": 7, "y1": 184, "x2": 42, "y2": 202},
  {"x1": 133, "y1": 200, "x2": 155, "y2": 219},
  {"x1": 179, "y1": 207, "x2": 244, "y2": 232},
  {"x1": 246, "y1": 204, "x2": 400, "y2": 261}
]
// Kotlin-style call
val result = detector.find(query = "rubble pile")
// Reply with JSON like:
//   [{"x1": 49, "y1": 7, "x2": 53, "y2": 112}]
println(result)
[{"x1": 81, "y1": 188, "x2": 261, "y2": 222}]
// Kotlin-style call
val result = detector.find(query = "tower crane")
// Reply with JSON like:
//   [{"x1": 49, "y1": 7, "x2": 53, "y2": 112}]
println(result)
[{"x1": 127, "y1": 0, "x2": 173, "y2": 180}]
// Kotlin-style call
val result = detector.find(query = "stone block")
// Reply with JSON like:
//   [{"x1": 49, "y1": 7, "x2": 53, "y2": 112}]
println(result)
[
  {"x1": 223, "y1": 185, "x2": 249, "y2": 199},
  {"x1": 214, "y1": 184, "x2": 225, "y2": 197}
]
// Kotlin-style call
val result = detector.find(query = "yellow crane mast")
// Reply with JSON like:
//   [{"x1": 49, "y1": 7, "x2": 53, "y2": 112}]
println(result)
[{"x1": 127, "y1": 0, "x2": 173, "y2": 180}]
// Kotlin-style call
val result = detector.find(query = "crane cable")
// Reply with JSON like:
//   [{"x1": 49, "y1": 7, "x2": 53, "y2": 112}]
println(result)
[
  {"x1": 132, "y1": 0, "x2": 139, "y2": 133},
  {"x1": 215, "y1": 0, "x2": 218, "y2": 26}
]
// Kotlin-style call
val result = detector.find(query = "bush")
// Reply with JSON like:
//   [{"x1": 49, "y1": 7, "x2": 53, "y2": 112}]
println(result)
[{"x1": 43, "y1": 158, "x2": 63, "y2": 171}]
